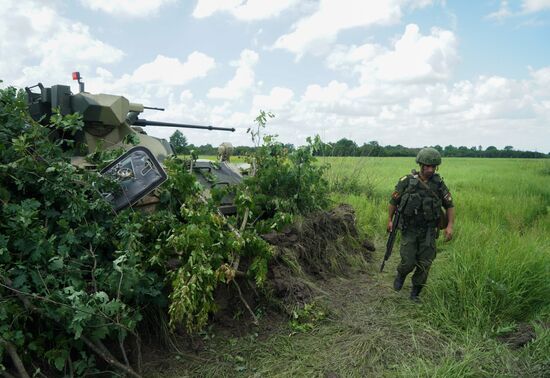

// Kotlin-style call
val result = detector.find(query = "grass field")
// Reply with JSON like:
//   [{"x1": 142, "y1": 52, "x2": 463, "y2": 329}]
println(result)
[
  {"x1": 152, "y1": 157, "x2": 550, "y2": 377},
  {"x1": 326, "y1": 157, "x2": 550, "y2": 376}
]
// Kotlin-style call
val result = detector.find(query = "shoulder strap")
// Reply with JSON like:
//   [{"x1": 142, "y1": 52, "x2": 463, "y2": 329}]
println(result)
[
  {"x1": 417, "y1": 177, "x2": 440, "y2": 200},
  {"x1": 408, "y1": 174, "x2": 418, "y2": 191}
]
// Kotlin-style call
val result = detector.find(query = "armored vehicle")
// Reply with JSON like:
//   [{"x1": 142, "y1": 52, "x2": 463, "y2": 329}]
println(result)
[{"x1": 25, "y1": 72, "x2": 244, "y2": 213}]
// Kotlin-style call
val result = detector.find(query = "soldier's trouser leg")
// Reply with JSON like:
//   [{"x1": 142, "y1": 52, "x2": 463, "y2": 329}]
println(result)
[
  {"x1": 397, "y1": 230, "x2": 418, "y2": 279},
  {"x1": 411, "y1": 228, "x2": 436, "y2": 288}
]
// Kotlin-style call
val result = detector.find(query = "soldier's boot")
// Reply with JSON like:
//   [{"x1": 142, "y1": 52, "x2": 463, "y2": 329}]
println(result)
[
  {"x1": 410, "y1": 285, "x2": 423, "y2": 302},
  {"x1": 393, "y1": 274, "x2": 406, "y2": 291}
]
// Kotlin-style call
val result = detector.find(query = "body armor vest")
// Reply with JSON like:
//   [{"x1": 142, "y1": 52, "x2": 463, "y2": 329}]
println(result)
[{"x1": 400, "y1": 173, "x2": 442, "y2": 226}]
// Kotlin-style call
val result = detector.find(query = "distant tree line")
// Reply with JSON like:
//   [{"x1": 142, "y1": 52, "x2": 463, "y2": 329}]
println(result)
[
  {"x1": 311, "y1": 139, "x2": 549, "y2": 158},
  {"x1": 169, "y1": 131, "x2": 549, "y2": 158},
  {"x1": 169, "y1": 130, "x2": 278, "y2": 156}
]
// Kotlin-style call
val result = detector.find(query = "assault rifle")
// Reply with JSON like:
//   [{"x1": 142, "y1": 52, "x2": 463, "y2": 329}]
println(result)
[
  {"x1": 380, "y1": 206, "x2": 401, "y2": 272},
  {"x1": 380, "y1": 194, "x2": 409, "y2": 272}
]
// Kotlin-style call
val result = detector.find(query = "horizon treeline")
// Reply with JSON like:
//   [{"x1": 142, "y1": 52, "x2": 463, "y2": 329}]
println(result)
[{"x1": 182, "y1": 138, "x2": 549, "y2": 158}]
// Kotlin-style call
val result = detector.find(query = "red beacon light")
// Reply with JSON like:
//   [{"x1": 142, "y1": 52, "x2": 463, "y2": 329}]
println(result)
[{"x1": 71, "y1": 71, "x2": 85, "y2": 93}]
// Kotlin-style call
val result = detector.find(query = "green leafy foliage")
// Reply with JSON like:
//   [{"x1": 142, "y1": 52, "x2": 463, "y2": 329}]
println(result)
[
  {"x1": 289, "y1": 302, "x2": 327, "y2": 333},
  {"x1": 1, "y1": 87, "x2": 149, "y2": 375},
  {"x1": 236, "y1": 129, "x2": 330, "y2": 231},
  {"x1": 0, "y1": 88, "x2": 329, "y2": 375}
]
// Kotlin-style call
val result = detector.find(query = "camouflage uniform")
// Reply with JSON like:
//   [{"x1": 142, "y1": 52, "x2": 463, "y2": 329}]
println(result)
[{"x1": 390, "y1": 172, "x2": 454, "y2": 291}]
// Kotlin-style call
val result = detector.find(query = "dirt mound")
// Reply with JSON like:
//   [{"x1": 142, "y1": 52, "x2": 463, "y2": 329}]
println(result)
[
  {"x1": 262, "y1": 203, "x2": 359, "y2": 247},
  {"x1": 208, "y1": 204, "x2": 374, "y2": 333},
  {"x1": 263, "y1": 204, "x2": 374, "y2": 309}
]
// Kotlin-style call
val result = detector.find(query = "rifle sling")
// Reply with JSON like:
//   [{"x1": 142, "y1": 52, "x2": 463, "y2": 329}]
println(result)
[{"x1": 416, "y1": 176, "x2": 439, "y2": 200}]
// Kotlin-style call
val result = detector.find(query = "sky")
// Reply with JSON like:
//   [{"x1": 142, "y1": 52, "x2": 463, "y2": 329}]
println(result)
[{"x1": 1, "y1": 0, "x2": 550, "y2": 152}]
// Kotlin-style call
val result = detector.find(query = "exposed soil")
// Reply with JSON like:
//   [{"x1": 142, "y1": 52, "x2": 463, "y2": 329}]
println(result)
[
  {"x1": 142, "y1": 203, "x2": 375, "y2": 361},
  {"x1": 263, "y1": 204, "x2": 374, "y2": 306},
  {"x1": 496, "y1": 323, "x2": 539, "y2": 349},
  {"x1": 212, "y1": 203, "x2": 374, "y2": 331},
  {"x1": 143, "y1": 257, "x2": 454, "y2": 377},
  {"x1": 140, "y1": 204, "x2": 548, "y2": 377}
]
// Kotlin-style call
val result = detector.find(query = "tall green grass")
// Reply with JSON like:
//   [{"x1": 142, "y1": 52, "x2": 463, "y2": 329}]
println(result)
[
  {"x1": 427, "y1": 221, "x2": 550, "y2": 332},
  {"x1": 423, "y1": 159, "x2": 550, "y2": 334},
  {"x1": 325, "y1": 156, "x2": 550, "y2": 375},
  {"x1": 152, "y1": 157, "x2": 549, "y2": 377},
  {"x1": 327, "y1": 157, "x2": 550, "y2": 324}
]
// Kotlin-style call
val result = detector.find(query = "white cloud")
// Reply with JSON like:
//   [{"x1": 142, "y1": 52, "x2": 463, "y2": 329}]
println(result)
[
  {"x1": 329, "y1": 24, "x2": 457, "y2": 86},
  {"x1": 407, "y1": 0, "x2": 434, "y2": 9},
  {"x1": 193, "y1": 0, "x2": 297, "y2": 20},
  {"x1": 2, "y1": 0, "x2": 548, "y2": 152},
  {"x1": 252, "y1": 87, "x2": 294, "y2": 111},
  {"x1": 193, "y1": 0, "x2": 240, "y2": 18},
  {"x1": 486, "y1": 0, "x2": 550, "y2": 20},
  {"x1": 530, "y1": 66, "x2": 550, "y2": 81},
  {"x1": 303, "y1": 81, "x2": 350, "y2": 103},
  {"x1": 80, "y1": 0, "x2": 175, "y2": 17},
  {"x1": 142, "y1": 92, "x2": 254, "y2": 148},
  {"x1": 39, "y1": 24, "x2": 122, "y2": 64},
  {"x1": 326, "y1": 44, "x2": 380, "y2": 72},
  {"x1": 131, "y1": 53, "x2": 216, "y2": 86},
  {"x1": 79, "y1": 53, "x2": 215, "y2": 113},
  {"x1": 124, "y1": 64, "x2": 550, "y2": 151},
  {"x1": 486, "y1": 1, "x2": 513, "y2": 21},
  {"x1": 67, "y1": 52, "x2": 214, "y2": 119},
  {"x1": 96, "y1": 67, "x2": 114, "y2": 80},
  {"x1": 475, "y1": 76, "x2": 513, "y2": 100},
  {"x1": 207, "y1": 49, "x2": 259, "y2": 100},
  {"x1": 0, "y1": 1, "x2": 123, "y2": 87},
  {"x1": 521, "y1": 0, "x2": 550, "y2": 13},
  {"x1": 379, "y1": 105, "x2": 400, "y2": 120},
  {"x1": 270, "y1": 64, "x2": 550, "y2": 151},
  {"x1": 409, "y1": 97, "x2": 433, "y2": 114},
  {"x1": 369, "y1": 24, "x2": 457, "y2": 82},
  {"x1": 180, "y1": 90, "x2": 194, "y2": 101},
  {"x1": 273, "y1": 0, "x2": 415, "y2": 57}
]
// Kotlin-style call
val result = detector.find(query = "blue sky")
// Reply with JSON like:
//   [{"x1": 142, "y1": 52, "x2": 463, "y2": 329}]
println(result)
[{"x1": 1, "y1": 0, "x2": 550, "y2": 152}]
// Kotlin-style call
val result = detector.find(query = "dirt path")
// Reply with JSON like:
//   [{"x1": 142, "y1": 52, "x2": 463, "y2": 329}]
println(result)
[
  {"x1": 143, "y1": 201, "x2": 543, "y2": 377},
  {"x1": 144, "y1": 262, "x2": 451, "y2": 377}
]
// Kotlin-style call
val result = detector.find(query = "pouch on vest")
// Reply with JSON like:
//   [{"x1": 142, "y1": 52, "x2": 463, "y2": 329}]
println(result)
[
  {"x1": 403, "y1": 193, "x2": 421, "y2": 217},
  {"x1": 422, "y1": 197, "x2": 436, "y2": 221}
]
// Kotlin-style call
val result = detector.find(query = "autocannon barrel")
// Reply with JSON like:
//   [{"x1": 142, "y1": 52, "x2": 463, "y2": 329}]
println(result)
[{"x1": 133, "y1": 119, "x2": 235, "y2": 132}]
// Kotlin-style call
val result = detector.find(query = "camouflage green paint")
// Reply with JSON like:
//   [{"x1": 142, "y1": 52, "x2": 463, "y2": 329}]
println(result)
[
  {"x1": 416, "y1": 147, "x2": 442, "y2": 166},
  {"x1": 398, "y1": 226, "x2": 436, "y2": 287},
  {"x1": 390, "y1": 172, "x2": 454, "y2": 290}
]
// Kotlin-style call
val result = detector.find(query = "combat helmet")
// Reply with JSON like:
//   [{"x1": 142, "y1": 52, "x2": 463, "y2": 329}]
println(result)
[{"x1": 416, "y1": 147, "x2": 442, "y2": 166}]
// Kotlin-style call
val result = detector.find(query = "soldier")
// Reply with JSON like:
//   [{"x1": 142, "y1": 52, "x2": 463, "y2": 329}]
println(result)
[
  {"x1": 218, "y1": 142, "x2": 233, "y2": 162},
  {"x1": 387, "y1": 148, "x2": 455, "y2": 301}
]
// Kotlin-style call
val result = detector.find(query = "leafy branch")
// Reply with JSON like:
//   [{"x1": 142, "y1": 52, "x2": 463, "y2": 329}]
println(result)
[{"x1": 0, "y1": 87, "x2": 330, "y2": 376}]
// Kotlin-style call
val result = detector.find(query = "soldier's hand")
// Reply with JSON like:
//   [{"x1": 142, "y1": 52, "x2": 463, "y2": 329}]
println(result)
[
  {"x1": 444, "y1": 226, "x2": 453, "y2": 241},
  {"x1": 387, "y1": 220, "x2": 393, "y2": 233}
]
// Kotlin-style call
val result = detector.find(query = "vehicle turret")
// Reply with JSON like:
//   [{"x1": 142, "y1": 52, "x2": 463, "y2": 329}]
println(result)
[
  {"x1": 24, "y1": 73, "x2": 238, "y2": 211},
  {"x1": 25, "y1": 72, "x2": 234, "y2": 167}
]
